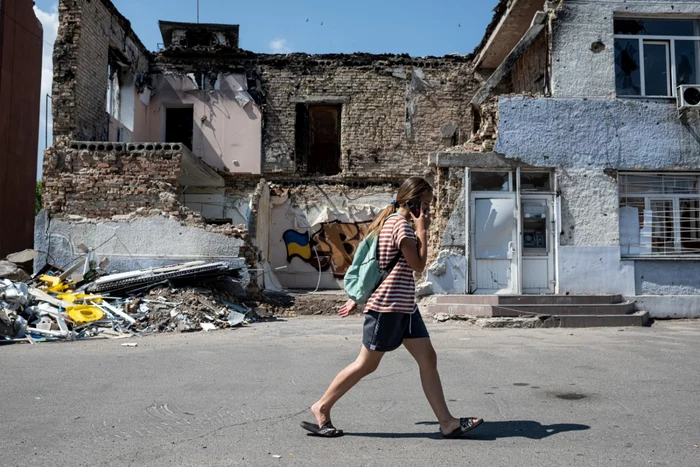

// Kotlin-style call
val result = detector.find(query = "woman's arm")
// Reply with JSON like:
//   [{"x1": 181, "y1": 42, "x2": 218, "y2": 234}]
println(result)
[{"x1": 401, "y1": 209, "x2": 430, "y2": 273}]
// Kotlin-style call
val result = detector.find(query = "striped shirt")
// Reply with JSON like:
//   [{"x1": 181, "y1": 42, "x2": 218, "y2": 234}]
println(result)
[{"x1": 365, "y1": 214, "x2": 417, "y2": 314}]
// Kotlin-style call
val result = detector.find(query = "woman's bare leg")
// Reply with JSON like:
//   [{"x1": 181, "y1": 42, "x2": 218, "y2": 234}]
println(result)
[
  {"x1": 311, "y1": 346, "x2": 384, "y2": 426},
  {"x1": 403, "y1": 338, "x2": 462, "y2": 435}
]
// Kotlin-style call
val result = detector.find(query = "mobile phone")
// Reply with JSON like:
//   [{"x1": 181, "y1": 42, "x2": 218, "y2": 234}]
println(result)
[{"x1": 407, "y1": 198, "x2": 422, "y2": 217}]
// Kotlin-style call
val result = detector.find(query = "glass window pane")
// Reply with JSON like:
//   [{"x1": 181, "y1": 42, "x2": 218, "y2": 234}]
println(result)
[
  {"x1": 675, "y1": 40, "x2": 699, "y2": 86},
  {"x1": 614, "y1": 19, "x2": 698, "y2": 37},
  {"x1": 520, "y1": 172, "x2": 551, "y2": 191},
  {"x1": 650, "y1": 199, "x2": 675, "y2": 254},
  {"x1": 644, "y1": 42, "x2": 670, "y2": 96},
  {"x1": 471, "y1": 172, "x2": 509, "y2": 192},
  {"x1": 680, "y1": 199, "x2": 700, "y2": 253},
  {"x1": 620, "y1": 174, "x2": 663, "y2": 194},
  {"x1": 663, "y1": 175, "x2": 700, "y2": 194},
  {"x1": 615, "y1": 39, "x2": 642, "y2": 95}
]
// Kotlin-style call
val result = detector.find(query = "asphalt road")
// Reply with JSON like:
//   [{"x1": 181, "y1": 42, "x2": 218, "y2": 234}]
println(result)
[{"x1": 2, "y1": 316, "x2": 700, "y2": 467}]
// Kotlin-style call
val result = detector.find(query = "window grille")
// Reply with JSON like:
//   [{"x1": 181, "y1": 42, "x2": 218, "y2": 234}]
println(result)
[{"x1": 619, "y1": 173, "x2": 700, "y2": 256}]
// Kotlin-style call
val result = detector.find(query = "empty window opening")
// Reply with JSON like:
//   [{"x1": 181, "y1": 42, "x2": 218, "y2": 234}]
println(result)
[
  {"x1": 295, "y1": 104, "x2": 341, "y2": 175},
  {"x1": 165, "y1": 108, "x2": 194, "y2": 151},
  {"x1": 519, "y1": 172, "x2": 552, "y2": 192},
  {"x1": 107, "y1": 53, "x2": 122, "y2": 119},
  {"x1": 614, "y1": 18, "x2": 700, "y2": 97},
  {"x1": 471, "y1": 172, "x2": 511, "y2": 192}
]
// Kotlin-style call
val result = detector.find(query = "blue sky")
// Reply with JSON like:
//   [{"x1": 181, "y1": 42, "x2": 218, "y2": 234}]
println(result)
[{"x1": 33, "y1": 0, "x2": 498, "y2": 174}]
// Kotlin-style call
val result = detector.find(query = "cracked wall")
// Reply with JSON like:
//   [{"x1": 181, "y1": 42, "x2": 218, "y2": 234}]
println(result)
[
  {"x1": 153, "y1": 52, "x2": 477, "y2": 179},
  {"x1": 53, "y1": 0, "x2": 150, "y2": 142}
]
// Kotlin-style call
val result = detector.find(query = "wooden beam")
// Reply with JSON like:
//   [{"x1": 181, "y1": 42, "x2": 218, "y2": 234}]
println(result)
[{"x1": 470, "y1": 11, "x2": 547, "y2": 110}]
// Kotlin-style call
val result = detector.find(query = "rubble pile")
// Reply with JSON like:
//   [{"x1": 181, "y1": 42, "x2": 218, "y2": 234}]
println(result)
[{"x1": 0, "y1": 254, "x2": 261, "y2": 345}]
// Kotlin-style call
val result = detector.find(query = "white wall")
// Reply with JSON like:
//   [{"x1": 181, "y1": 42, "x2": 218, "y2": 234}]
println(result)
[
  {"x1": 134, "y1": 74, "x2": 262, "y2": 174},
  {"x1": 267, "y1": 192, "x2": 392, "y2": 290},
  {"x1": 551, "y1": 0, "x2": 700, "y2": 98}
]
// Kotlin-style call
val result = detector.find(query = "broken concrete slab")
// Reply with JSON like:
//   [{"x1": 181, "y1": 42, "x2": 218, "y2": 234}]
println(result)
[
  {"x1": 0, "y1": 261, "x2": 30, "y2": 282},
  {"x1": 34, "y1": 214, "x2": 247, "y2": 276}
]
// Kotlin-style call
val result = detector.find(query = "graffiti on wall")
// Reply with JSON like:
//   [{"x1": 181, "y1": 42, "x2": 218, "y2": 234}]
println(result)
[{"x1": 283, "y1": 221, "x2": 372, "y2": 277}]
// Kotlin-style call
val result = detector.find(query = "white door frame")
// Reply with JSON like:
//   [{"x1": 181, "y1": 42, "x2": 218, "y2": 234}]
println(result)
[
  {"x1": 470, "y1": 192, "x2": 519, "y2": 295},
  {"x1": 520, "y1": 193, "x2": 556, "y2": 294},
  {"x1": 467, "y1": 170, "x2": 558, "y2": 295}
]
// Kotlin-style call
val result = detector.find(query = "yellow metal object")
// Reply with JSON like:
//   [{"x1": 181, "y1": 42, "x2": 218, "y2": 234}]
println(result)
[
  {"x1": 40, "y1": 275, "x2": 71, "y2": 293},
  {"x1": 39, "y1": 275, "x2": 61, "y2": 287},
  {"x1": 67, "y1": 306, "x2": 104, "y2": 325},
  {"x1": 57, "y1": 293, "x2": 103, "y2": 304}
]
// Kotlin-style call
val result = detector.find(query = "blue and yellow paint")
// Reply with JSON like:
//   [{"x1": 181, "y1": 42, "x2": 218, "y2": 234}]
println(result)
[{"x1": 283, "y1": 230, "x2": 313, "y2": 262}]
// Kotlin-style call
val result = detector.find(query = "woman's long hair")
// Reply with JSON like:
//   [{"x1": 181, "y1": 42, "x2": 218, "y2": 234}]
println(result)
[{"x1": 367, "y1": 176, "x2": 433, "y2": 237}]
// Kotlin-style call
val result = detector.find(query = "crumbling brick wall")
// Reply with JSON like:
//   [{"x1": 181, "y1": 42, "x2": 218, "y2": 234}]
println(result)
[
  {"x1": 53, "y1": 0, "x2": 150, "y2": 141},
  {"x1": 42, "y1": 142, "x2": 184, "y2": 218},
  {"x1": 258, "y1": 56, "x2": 475, "y2": 177},
  {"x1": 152, "y1": 52, "x2": 478, "y2": 179},
  {"x1": 429, "y1": 167, "x2": 465, "y2": 264}
]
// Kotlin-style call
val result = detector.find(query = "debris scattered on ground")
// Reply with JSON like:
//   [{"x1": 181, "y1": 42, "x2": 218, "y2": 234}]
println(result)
[
  {"x1": 428, "y1": 313, "x2": 546, "y2": 329},
  {"x1": 0, "y1": 255, "x2": 266, "y2": 345}
]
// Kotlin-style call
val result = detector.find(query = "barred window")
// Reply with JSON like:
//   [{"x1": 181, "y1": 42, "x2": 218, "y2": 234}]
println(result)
[{"x1": 619, "y1": 173, "x2": 700, "y2": 257}]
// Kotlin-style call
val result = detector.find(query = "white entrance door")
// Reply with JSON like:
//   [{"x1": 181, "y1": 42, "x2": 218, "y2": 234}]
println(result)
[{"x1": 471, "y1": 195, "x2": 519, "y2": 294}]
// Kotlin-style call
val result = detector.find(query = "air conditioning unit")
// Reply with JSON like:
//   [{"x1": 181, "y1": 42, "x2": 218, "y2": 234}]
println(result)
[{"x1": 677, "y1": 85, "x2": 700, "y2": 109}]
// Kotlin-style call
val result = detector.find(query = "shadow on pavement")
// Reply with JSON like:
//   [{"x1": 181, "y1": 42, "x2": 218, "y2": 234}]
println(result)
[{"x1": 345, "y1": 421, "x2": 590, "y2": 440}]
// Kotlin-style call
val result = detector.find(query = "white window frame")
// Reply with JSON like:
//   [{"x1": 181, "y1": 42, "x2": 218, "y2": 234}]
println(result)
[
  {"x1": 614, "y1": 18, "x2": 700, "y2": 98},
  {"x1": 619, "y1": 172, "x2": 700, "y2": 258}
]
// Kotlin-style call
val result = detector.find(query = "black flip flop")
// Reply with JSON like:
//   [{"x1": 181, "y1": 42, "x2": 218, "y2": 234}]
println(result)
[
  {"x1": 442, "y1": 417, "x2": 484, "y2": 439},
  {"x1": 300, "y1": 421, "x2": 344, "y2": 438}
]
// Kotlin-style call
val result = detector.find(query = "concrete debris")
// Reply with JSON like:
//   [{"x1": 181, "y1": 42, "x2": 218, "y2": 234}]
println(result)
[
  {"x1": 428, "y1": 312, "x2": 545, "y2": 328},
  {"x1": 0, "y1": 259, "x2": 266, "y2": 345},
  {"x1": 0, "y1": 261, "x2": 31, "y2": 282},
  {"x1": 415, "y1": 281, "x2": 434, "y2": 297}
]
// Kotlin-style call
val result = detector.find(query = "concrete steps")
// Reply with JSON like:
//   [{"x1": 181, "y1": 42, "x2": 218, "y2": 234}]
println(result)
[{"x1": 423, "y1": 295, "x2": 649, "y2": 328}]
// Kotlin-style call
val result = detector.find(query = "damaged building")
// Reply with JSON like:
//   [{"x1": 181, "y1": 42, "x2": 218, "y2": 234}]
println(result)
[
  {"x1": 39, "y1": 0, "x2": 700, "y2": 320},
  {"x1": 429, "y1": 0, "x2": 700, "y2": 319},
  {"x1": 39, "y1": 0, "x2": 475, "y2": 295}
]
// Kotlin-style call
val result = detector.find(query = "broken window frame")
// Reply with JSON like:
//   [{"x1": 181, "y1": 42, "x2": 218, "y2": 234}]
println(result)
[
  {"x1": 470, "y1": 171, "x2": 554, "y2": 193},
  {"x1": 614, "y1": 17, "x2": 700, "y2": 98},
  {"x1": 619, "y1": 172, "x2": 700, "y2": 257},
  {"x1": 295, "y1": 104, "x2": 342, "y2": 175}
]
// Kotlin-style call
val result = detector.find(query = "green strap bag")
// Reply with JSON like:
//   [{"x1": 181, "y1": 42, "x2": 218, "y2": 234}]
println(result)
[{"x1": 344, "y1": 215, "x2": 403, "y2": 304}]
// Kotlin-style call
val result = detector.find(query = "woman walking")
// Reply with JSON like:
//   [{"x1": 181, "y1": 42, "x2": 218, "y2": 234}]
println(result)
[{"x1": 301, "y1": 176, "x2": 483, "y2": 438}]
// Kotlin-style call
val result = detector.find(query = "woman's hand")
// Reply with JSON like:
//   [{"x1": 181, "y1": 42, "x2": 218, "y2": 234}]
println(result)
[
  {"x1": 412, "y1": 204, "x2": 431, "y2": 233},
  {"x1": 338, "y1": 299, "x2": 357, "y2": 318}
]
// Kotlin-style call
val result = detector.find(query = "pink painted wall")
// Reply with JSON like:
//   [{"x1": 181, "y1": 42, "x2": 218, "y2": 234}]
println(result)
[{"x1": 132, "y1": 73, "x2": 262, "y2": 174}]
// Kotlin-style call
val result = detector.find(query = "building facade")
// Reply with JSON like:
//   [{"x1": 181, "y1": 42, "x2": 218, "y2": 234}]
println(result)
[
  {"x1": 40, "y1": 0, "x2": 700, "y2": 317},
  {"x1": 39, "y1": 0, "x2": 477, "y2": 293},
  {"x1": 431, "y1": 0, "x2": 700, "y2": 317}
]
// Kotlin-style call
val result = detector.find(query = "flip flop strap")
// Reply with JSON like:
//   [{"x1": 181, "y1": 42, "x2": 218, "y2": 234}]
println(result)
[{"x1": 319, "y1": 422, "x2": 338, "y2": 435}]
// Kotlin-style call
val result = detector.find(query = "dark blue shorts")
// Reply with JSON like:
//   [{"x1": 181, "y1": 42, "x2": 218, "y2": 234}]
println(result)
[{"x1": 362, "y1": 309, "x2": 430, "y2": 352}]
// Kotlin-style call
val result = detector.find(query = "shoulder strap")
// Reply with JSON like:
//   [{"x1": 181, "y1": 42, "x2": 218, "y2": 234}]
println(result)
[
  {"x1": 384, "y1": 250, "x2": 403, "y2": 273},
  {"x1": 379, "y1": 213, "x2": 404, "y2": 273}
]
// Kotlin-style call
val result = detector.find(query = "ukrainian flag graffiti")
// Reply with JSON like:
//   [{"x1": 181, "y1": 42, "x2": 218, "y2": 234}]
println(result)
[{"x1": 283, "y1": 230, "x2": 313, "y2": 262}]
